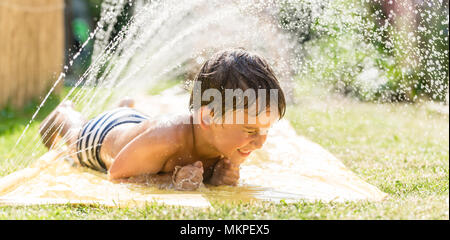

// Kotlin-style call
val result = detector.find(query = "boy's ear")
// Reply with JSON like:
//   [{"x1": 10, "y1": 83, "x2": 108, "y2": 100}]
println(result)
[{"x1": 199, "y1": 106, "x2": 214, "y2": 128}]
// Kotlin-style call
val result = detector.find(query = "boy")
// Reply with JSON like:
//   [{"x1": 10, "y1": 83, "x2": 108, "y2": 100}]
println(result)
[{"x1": 39, "y1": 48, "x2": 286, "y2": 190}]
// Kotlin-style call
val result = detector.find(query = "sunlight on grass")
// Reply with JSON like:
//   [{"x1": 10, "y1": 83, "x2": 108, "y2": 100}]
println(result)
[
  {"x1": 0, "y1": 93, "x2": 61, "y2": 176},
  {"x1": 0, "y1": 81, "x2": 448, "y2": 219}
]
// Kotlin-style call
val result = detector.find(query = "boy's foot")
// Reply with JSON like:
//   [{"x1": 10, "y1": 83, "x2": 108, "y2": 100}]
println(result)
[
  {"x1": 172, "y1": 161, "x2": 204, "y2": 191},
  {"x1": 59, "y1": 100, "x2": 75, "y2": 108},
  {"x1": 39, "y1": 106, "x2": 63, "y2": 149},
  {"x1": 118, "y1": 97, "x2": 135, "y2": 108}
]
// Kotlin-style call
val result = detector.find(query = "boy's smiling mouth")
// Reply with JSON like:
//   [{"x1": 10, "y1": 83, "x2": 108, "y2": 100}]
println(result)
[{"x1": 237, "y1": 148, "x2": 252, "y2": 157}]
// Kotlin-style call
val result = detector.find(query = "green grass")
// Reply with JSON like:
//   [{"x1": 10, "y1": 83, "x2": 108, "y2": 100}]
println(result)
[
  {"x1": 0, "y1": 93, "x2": 61, "y2": 176},
  {"x1": 0, "y1": 82, "x2": 448, "y2": 219}
]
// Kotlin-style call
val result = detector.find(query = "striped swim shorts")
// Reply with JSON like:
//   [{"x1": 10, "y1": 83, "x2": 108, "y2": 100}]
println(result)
[{"x1": 76, "y1": 107, "x2": 149, "y2": 173}]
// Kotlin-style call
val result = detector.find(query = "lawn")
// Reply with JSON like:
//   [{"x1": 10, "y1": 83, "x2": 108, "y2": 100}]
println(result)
[{"x1": 0, "y1": 82, "x2": 448, "y2": 219}]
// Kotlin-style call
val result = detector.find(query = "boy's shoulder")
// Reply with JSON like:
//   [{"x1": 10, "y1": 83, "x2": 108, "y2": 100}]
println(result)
[{"x1": 141, "y1": 113, "x2": 192, "y2": 148}]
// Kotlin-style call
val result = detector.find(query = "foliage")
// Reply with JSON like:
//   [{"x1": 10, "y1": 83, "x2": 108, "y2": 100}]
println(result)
[
  {"x1": 278, "y1": 0, "x2": 449, "y2": 102},
  {"x1": 0, "y1": 91, "x2": 62, "y2": 175}
]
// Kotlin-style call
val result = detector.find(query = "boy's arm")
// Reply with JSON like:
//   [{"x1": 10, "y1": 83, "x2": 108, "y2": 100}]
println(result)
[
  {"x1": 112, "y1": 172, "x2": 173, "y2": 188},
  {"x1": 108, "y1": 127, "x2": 178, "y2": 180}
]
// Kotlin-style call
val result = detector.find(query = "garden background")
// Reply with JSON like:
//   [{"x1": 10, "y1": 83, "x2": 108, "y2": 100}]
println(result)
[{"x1": 0, "y1": 0, "x2": 448, "y2": 219}]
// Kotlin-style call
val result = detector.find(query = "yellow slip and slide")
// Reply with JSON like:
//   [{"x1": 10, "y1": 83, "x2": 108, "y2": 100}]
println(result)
[
  {"x1": 0, "y1": 149, "x2": 211, "y2": 207},
  {"x1": 0, "y1": 88, "x2": 387, "y2": 207}
]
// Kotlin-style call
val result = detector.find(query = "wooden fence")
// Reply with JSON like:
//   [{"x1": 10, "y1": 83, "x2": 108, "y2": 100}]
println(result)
[{"x1": 0, "y1": 0, "x2": 64, "y2": 109}]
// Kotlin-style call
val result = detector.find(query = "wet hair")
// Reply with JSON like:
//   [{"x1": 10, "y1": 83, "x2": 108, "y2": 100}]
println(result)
[{"x1": 189, "y1": 48, "x2": 286, "y2": 119}]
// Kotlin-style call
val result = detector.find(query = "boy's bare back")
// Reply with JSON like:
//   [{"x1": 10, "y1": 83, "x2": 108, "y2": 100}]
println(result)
[{"x1": 39, "y1": 48, "x2": 286, "y2": 191}]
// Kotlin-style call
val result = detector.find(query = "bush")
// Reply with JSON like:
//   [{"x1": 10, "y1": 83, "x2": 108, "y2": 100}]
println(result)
[{"x1": 279, "y1": 0, "x2": 449, "y2": 102}]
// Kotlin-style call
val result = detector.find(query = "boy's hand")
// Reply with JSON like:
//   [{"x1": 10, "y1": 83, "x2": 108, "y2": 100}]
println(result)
[
  {"x1": 172, "y1": 161, "x2": 204, "y2": 191},
  {"x1": 208, "y1": 158, "x2": 240, "y2": 186}
]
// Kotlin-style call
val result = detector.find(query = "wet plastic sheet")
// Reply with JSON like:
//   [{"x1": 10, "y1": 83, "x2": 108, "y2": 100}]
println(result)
[
  {"x1": 0, "y1": 88, "x2": 387, "y2": 207},
  {"x1": 0, "y1": 150, "x2": 211, "y2": 207}
]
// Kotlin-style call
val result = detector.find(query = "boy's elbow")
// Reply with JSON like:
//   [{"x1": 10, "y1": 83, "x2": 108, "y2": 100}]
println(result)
[
  {"x1": 107, "y1": 170, "x2": 116, "y2": 181},
  {"x1": 108, "y1": 168, "x2": 122, "y2": 181},
  {"x1": 108, "y1": 159, "x2": 128, "y2": 180}
]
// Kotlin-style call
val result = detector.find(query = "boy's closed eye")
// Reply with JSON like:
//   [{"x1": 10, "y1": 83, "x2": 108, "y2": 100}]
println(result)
[
  {"x1": 243, "y1": 127, "x2": 258, "y2": 134},
  {"x1": 245, "y1": 127, "x2": 269, "y2": 136}
]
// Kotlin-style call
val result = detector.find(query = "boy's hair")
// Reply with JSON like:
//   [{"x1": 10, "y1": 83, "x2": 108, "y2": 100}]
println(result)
[{"x1": 189, "y1": 48, "x2": 286, "y2": 119}]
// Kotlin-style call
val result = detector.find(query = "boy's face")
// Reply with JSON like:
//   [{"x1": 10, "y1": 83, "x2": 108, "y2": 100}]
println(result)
[{"x1": 208, "y1": 108, "x2": 279, "y2": 162}]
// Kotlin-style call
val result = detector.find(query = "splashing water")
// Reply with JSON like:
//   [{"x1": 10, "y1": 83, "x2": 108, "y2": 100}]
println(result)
[
  {"x1": 4, "y1": 0, "x2": 447, "y2": 203},
  {"x1": 10, "y1": 0, "x2": 300, "y2": 164}
]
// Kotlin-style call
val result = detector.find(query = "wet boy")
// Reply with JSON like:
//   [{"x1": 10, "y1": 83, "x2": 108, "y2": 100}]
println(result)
[{"x1": 39, "y1": 48, "x2": 286, "y2": 190}]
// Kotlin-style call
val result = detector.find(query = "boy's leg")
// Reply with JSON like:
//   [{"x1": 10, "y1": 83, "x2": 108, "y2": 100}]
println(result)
[{"x1": 39, "y1": 101, "x2": 86, "y2": 150}]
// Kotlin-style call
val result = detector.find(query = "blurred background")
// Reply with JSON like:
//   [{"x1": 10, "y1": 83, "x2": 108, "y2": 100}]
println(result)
[
  {"x1": 0, "y1": 0, "x2": 448, "y2": 219},
  {"x1": 0, "y1": 0, "x2": 448, "y2": 111},
  {"x1": 0, "y1": 0, "x2": 122, "y2": 109}
]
